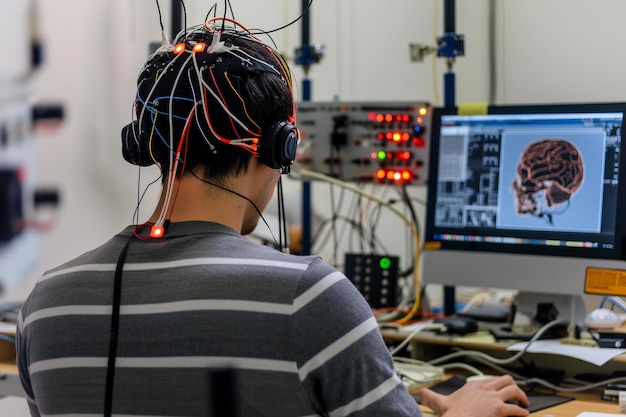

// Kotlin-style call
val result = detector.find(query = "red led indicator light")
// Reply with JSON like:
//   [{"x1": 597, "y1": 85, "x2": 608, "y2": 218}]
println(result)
[
  {"x1": 398, "y1": 151, "x2": 411, "y2": 160},
  {"x1": 150, "y1": 225, "x2": 165, "y2": 238},
  {"x1": 192, "y1": 42, "x2": 206, "y2": 52},
  {"x1": 413, "y1": 137, "x2": 425, "y2": 147},
  {"x1": 419, "y1": 107, "x2": 428, "y2": 116},
  {"x1": 369, "y1": 113, "x2": 376, "y2": 121},
  {"x1": 385, "y1": 114, "x2": 393, "y2": 122},
  {"x1": 376, "y1": 114, "x2": 384, "y2": 123},
  {"x1": 392, "y1": 133, "x2": 402, "y2": 142},
  {"x1": 173, "y1": 43, "x2": 186, "y2": 54},
  {"x1": 376, "y1": 169, "x2": 386, "y2": 180}
]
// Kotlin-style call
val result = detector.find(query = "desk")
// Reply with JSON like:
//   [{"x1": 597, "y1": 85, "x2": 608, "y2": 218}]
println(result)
[
  {"x1": 386, "y1": 327, "x2": 626, "y2": 416},
  {"x1": 382, "y1": 327, "x2": 626, "y2": 374},
  {"x1": 416, "y1": 390, "x2": 621, "y2": 416},
  {"x1": 0, "y1": 325, "x2": 22, "y2": 397},
  {"x1": 528, "y1": 392, "x2": 621, "y2": 416}
]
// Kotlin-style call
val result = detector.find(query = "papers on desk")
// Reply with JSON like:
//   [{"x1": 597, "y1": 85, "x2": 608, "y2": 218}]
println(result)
[
  {"x1": 577, "y1": 413, "x2": 624, "y2": 417},
  {"x1": 508, "y1": 340, "x2": 626, "y2": 366}
]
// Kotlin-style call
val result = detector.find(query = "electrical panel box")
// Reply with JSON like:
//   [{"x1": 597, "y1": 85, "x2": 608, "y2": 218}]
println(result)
[{"x1": 295, "y1": 101, "x2": 431, "y2": 185}]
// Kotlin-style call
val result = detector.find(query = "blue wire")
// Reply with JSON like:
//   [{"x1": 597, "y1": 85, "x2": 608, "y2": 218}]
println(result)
[{"x1": 0, "y1": 334, "x2": 15, "y2": 343}]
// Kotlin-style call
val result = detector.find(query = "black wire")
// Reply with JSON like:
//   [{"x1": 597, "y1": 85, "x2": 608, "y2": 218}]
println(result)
[
  {"x1": 227, "y1": 0, "x2": 235, "y2": 21},
  {"x1": 155, "y1": 0, "x2": 165, "y2": 31},
  {"x1": 104, "y1": 237, "x2": 132, "y2": 417},
  {"x1": 204, "y1": 3, "x2": 218, "y2": 22},
  {"x1": 329, "y1": 183, "x2": 339, "y2": 266},
  {"x1": 250, "y1": 0, "x2": 314, "y2": 35},
  {"x1": 132, "y1": 172, "x2": 163, "y2": 228},
  {"x1": 179, "y1": 0, "x2": 187, "y2": 41},
  {"x1": 188, "y1": 169, "x2": 281, "y2": 249},
  {"x1": 221, "y1": 0, "x2": 228, "y2": 31},
  {"x1": 277, "y1": 177, "x2": 288, "y2": 252},
  {"x1": 399, "y1": 185, "x2": 420, "y2": 278},
  {"x1": 368, "y1": 199, "x2": 384, "y2": 252}
]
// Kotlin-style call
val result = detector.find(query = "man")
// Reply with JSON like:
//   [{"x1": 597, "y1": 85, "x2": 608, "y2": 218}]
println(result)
[{"x1": 16, "y1": 20, "x2": 529, "y2": 417}]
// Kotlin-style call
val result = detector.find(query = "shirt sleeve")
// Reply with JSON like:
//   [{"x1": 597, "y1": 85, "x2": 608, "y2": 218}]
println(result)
[{"x1": 291, "y1": 258, "x2": 421, "y2": 416}]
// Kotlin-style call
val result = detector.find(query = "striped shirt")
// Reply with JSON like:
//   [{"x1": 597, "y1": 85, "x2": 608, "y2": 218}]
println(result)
[{"x1": 16, "y1": 221, "x2": 420, "y2": 417}]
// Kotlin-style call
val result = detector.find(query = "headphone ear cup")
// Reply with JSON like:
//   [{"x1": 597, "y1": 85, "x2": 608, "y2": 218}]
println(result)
[
  {"x1": 121, "y1": 121, "x2": 154, "y2": 167},
  {"x1": 258, "y1": 121, "x2": 298, "y2": 170}
]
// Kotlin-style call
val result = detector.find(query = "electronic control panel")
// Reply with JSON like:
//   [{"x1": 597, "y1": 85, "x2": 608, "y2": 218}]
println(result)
[{"x1": 295, "y1": 101, "x2": 431, "y2": 185}]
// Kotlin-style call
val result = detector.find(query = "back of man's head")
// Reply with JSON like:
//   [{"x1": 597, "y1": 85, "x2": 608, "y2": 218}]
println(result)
[{"x1": 121, "y1": 19, "x2": 297, "y2": 182}]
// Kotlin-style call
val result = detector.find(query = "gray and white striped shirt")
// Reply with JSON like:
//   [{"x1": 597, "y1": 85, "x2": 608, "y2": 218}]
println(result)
[{"x1": 17, "y1": 221, "x2": 420, "y2": 417}]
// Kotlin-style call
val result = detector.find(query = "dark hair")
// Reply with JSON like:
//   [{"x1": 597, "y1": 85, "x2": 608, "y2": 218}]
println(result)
[{"x1": 133, "y1": 28, "x2": 294, "y2": 183}]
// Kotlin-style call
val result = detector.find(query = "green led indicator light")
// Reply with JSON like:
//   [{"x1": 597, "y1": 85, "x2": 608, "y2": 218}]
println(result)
[
  {"x1": 379, "y1": 257, "x2": 392, "y2": 270},
  {"x1": 377, "y1": 150, "x2": 386, "y2": 160}
]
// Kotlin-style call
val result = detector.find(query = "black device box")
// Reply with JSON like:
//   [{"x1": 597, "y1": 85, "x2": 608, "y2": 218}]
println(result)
[
  {"x1": 344, "y1": 253, "x2": 399, "y2": 309},
  {"x1": 596, "y1": 331, "x2": 626, "y2": 348}
]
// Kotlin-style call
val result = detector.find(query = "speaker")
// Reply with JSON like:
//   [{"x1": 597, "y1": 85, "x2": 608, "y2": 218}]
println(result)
[{"x1": 258, "y1": 121, "x2": 298, "y2": 172}]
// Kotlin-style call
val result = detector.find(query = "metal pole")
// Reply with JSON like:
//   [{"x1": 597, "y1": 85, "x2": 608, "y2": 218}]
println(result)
[
  {"x1": 300, "y1": 0, "x2": 313, "y2": 255},
  {"x1": 443, "y1": 0, "x2": 456, "y2": 315},
  {"x1": 171, "y1": 0, "x2": 182, "y2": 42}
]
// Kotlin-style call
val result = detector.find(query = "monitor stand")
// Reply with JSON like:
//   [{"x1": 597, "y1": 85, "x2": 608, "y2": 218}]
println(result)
[{"x1": 512, "y1": 291, "x2": 587, "y2": 328}]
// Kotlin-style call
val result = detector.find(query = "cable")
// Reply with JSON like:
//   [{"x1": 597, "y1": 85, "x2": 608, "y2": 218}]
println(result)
[
  {"x1": 520, "y1": 375, "x2": 626, "y2": 394},
  {"x1": 427, "y1": 319, "x2": 567, "y2": 366},
  {"x1": 155, "y1": 0, "x2": 164, "y2": 31},
  {"x1": 188, "y1": 169, "x2": 281, "y2": 249},
  {"x1": 293, "y1": 169, "x2": 422, "y2": 323},
  {"x1": 277, "y1": 177, "x2": 289, "y2": 253},
  {"x1": 250, "y1": 0, "x2": 314, "y2": 36},
  {"x1": 104, "y1": 237, "x2": 132, "y2": 417},
  {"x1": 179, "y1": 0, "x2": 187, "y2": 41}
]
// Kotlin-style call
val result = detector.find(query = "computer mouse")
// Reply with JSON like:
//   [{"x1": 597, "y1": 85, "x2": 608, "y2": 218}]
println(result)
[{"x1": 584, "y1": 308, "x2": 622, "y2": 329}]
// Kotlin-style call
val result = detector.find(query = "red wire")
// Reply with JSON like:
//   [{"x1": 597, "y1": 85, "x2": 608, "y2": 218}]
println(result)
[
  {"x1": 168, "y1": 105, "x2": 197, "y2": 213},
  {"x1": 209, "y1": 65, "x2": 244, "y2": 140}
]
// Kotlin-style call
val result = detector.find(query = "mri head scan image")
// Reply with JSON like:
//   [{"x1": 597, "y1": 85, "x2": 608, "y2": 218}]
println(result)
[{"x1": 511, "y1": 138, "x2": 584, "y2": 224}]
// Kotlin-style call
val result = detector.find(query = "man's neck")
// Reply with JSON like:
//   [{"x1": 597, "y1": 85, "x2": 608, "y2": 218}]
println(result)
[{"x1": 148, "y1": 174, "x2": 247, "y2": 233}]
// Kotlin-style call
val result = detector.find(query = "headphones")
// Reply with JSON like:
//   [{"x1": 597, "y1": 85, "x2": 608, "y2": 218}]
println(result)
[
  {"x1": 121, "y1": 119, "x2": 298, "y2": 172},
  {"x1": 257, "y1": 121, "x2": 298, "y2": 173},
  {"x1": 121, "y1": 26, "x2": 299, "y2": 174}
]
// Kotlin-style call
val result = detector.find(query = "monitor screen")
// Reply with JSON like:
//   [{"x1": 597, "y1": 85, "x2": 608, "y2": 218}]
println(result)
[{"x1": 423, "y1": 103, "x2": 626, "y2": 299}]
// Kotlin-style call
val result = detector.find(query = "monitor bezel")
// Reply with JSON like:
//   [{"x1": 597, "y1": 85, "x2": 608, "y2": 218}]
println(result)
[{"x1": 425, "y1": 102, "x2": 626, "y2": 261}]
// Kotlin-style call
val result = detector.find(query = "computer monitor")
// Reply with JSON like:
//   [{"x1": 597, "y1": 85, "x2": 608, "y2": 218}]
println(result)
[{"x1": 423, "y1": 102, "x2": 626, "y2": 322}]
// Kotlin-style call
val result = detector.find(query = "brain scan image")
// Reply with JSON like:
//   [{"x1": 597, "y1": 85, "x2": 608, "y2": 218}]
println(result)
[{"x1": 511, "y1": 139, "x2": 584, "y2": 225}]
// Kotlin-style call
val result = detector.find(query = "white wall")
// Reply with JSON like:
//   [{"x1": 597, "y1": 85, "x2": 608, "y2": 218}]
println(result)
[{"x1": 7, "y1": 0, "x2": 626, "y2": 303}]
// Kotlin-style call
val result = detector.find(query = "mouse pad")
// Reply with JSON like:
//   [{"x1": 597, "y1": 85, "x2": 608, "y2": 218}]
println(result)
[{"x1": 412, "y1": 375, "x2": 574, "y2": 413}]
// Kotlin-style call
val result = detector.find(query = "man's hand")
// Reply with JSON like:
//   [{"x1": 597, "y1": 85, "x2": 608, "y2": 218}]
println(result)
[{"x1": 418, "y1": 375, "x2": 530, "y2": 417}]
